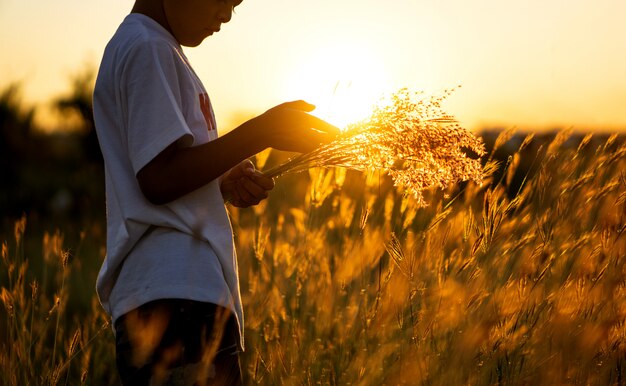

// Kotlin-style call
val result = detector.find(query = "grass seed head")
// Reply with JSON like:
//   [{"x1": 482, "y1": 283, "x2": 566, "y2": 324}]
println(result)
[
  {"x1": 265, "y1": 89, "x2": 485, "y2": 206},
  {"x1": 1, "y1": 288, "x2": 14, "y2": 317}
]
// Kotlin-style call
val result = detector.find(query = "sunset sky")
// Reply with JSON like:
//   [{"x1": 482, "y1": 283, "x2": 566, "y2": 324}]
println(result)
[{"x1": 1, "y1": 0, "x2": 625, "y2": 132}]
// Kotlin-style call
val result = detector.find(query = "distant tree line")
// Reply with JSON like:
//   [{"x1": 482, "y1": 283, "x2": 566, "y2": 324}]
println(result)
[
  {"x1": 0, "y1": 67, "x2": 104, "y2": 222},
  {"x1": 480, "y1": 129, "x2": 624, "y2": 199}
]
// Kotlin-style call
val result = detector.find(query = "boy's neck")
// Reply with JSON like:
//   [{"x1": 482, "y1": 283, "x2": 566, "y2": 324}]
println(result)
[{"x1": 131, "y1": 0, "x2": 173, "y2": 36}]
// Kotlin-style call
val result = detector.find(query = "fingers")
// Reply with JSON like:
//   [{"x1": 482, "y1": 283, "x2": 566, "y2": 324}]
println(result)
[
  {"x1": 258, "y1": 100, "x2": 341, "y2": 153},
  {"x1": 224, "y1": 160, "x2": 274, "y2": 208},
  {"x1": 243, "y1": 167, "x2": 275, "y2": 190},
  {"x1": 303, "y1": 114, "x2": 342, "y2": 136},
  {"x1": 232, "y1": 178, "x2": 268, "y2": 207},
  {"x1": 287, "y1": 121, "x2": 341, "y2": 153},
  {"x1": 283, "y1": 131, "x2": 335, "y2": 153},
  {"x1": 231, "y1": 178, "x2": 270, "y2": 207},
  {"x1": 277, "y1": 101, "x2": 341, "y2": 136},
  {"x1": 226, "y1": 159, "x2": 254, "y2": 180}
]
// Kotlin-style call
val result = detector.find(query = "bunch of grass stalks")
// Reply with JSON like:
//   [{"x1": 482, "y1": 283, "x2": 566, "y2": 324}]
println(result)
[{"x1": 263, "y1": 88, "x2": 486, "y2": 207}]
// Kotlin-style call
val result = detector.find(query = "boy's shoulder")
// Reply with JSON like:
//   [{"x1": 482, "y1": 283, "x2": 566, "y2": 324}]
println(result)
[
  {"x1": 101, "y1": 13, "x2": 182, "y2": 73},
  {"x1": 109, "y1": 13, "x2": 178, "y2": 53}
]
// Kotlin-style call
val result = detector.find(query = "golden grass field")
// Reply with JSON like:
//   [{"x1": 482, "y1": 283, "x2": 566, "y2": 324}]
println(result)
[{"x1": 1, "y1": 130, "x2": 625, "y2": 385}]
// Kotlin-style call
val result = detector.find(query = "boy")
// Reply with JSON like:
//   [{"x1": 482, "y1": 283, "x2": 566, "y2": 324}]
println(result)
[{"x1": 93, "y1": 0, "x2": 339, "y2": 384}]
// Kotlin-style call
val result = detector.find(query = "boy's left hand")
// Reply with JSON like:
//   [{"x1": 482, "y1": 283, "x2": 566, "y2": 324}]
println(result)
[{"x1": 220, "y1": 160, "x2": 274, "y2": 207}]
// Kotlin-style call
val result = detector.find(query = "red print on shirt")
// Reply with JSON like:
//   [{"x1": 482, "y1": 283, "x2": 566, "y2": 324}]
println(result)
[{"x1": 199, "y1": 93, "x2": 215, "y2": 132}]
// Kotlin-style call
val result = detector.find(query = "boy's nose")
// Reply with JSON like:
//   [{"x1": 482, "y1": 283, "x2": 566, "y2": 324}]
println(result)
[{"x1": 217, "y1": 7, "x2": 233, "y2": 23}]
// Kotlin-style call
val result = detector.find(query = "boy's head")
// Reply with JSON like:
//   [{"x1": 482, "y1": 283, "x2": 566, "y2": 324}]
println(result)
[{"x1": 135, "y1": 0, "x2": 243, "y2": 47}]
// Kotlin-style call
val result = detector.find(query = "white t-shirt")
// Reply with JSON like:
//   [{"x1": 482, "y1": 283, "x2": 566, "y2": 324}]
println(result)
[{"x1": 93, "y1": 13, "x2": 244, "y2": 349}]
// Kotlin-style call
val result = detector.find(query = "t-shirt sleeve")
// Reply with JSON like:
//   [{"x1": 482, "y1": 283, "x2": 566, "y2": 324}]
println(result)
[{"x1": 122, "y1": 39, "x2": 194, "y2": 175}]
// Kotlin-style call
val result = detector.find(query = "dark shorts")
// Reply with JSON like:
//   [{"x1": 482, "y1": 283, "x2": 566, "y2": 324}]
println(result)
[{"x1": 114, "y1": 299, "x2": 242, "y2": 385}]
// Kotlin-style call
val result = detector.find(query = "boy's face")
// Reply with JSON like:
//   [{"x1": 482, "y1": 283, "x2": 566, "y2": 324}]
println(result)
[{"x1": 163, "y1": 0, "x2": 243, "y2": 47}]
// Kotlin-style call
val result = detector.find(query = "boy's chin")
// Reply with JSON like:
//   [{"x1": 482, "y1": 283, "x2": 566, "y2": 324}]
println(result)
[{"x1": 180, "y1": 35, "x2": 209, "y2": 48}]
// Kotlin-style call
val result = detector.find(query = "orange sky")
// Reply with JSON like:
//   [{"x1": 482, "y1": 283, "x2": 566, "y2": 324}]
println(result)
[{"x1": 1, "y1": 0, "x2": 625, "y2": 132}]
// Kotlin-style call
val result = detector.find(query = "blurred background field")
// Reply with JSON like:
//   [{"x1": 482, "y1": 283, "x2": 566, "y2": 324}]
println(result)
[{"x1": 1, "y1": 73, "x2": 625, "y2": 385}]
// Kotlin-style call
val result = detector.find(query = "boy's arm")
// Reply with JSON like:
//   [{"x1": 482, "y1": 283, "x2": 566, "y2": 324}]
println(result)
[{"x1": 137, "y1": 101, "x2": 339, "y2": 205}]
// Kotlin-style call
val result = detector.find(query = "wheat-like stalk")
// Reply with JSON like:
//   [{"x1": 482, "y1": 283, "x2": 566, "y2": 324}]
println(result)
[{"x1": 263, "y1": 88, "x2": 486, "y2": 206}]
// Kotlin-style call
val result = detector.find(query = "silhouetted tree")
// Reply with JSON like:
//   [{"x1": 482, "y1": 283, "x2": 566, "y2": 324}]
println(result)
[
  {"x1": 0, "y1": 70, "x2": 105, "y2": 219},
  {"x1": 54, "y1": 66, "x2": 101, "y2": 163},
  {"x1": 0, "y1": 84, "x2": 36, "y2": 211}
]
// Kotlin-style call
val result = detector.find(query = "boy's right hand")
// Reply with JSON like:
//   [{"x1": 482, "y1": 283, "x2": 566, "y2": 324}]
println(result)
[{"x1": 253, "y1": 101, "x2": 341, "y2": 153}]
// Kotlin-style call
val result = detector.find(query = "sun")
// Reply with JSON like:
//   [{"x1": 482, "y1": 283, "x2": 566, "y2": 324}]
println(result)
[
  {"x1": 322, "y1": 79, "x2": 384, "y2": 129},
  {"x1": 284, "y1": 41, "x2": 390, "y2": 130}
]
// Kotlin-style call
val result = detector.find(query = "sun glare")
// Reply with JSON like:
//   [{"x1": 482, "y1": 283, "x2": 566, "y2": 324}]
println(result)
[
  {"x1": 322, "y1": 80, "x2": 384, "y2": 130},
  {"x1": 284, "y1": 42, "x2": 390, "y2": 130}
]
